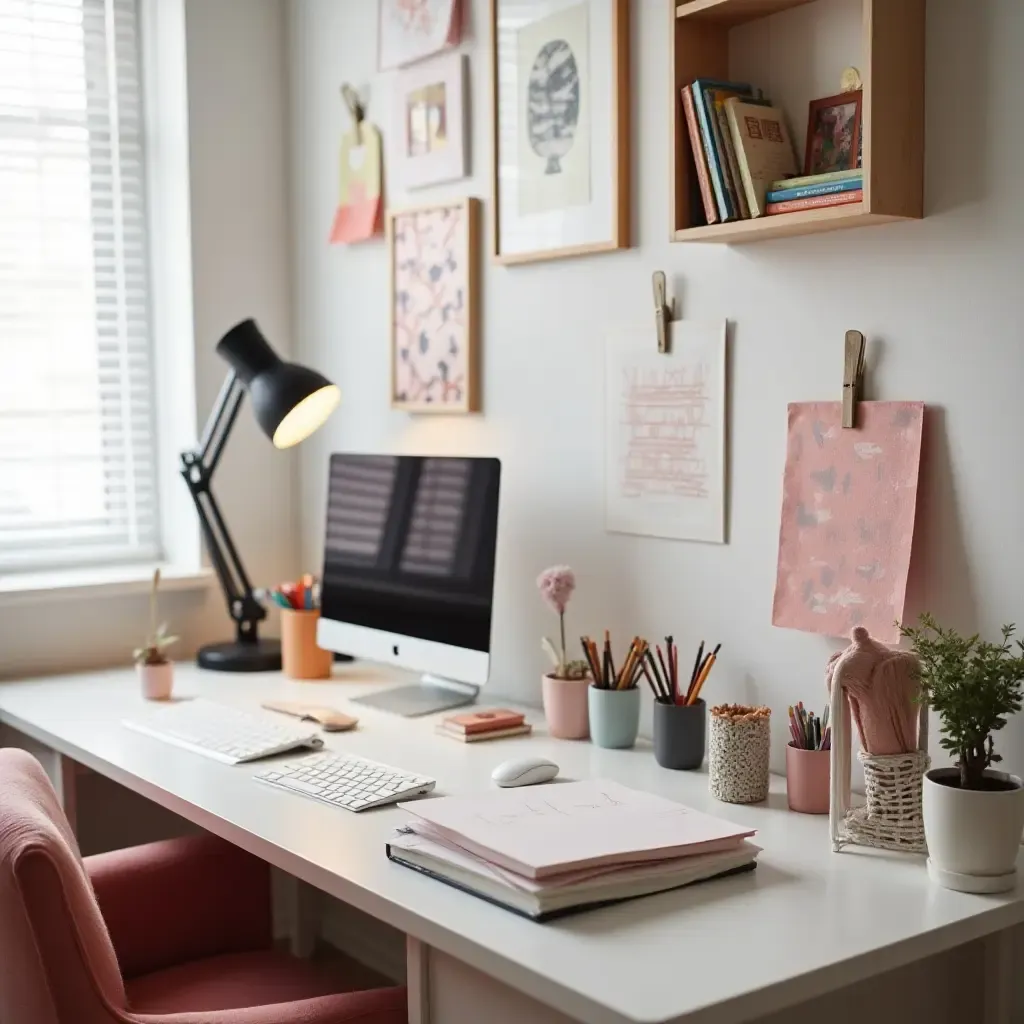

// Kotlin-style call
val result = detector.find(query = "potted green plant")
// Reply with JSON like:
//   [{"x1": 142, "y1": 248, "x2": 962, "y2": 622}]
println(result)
[
  {"x1": 134, "y1": 569, "x2": 178, "y2": 700},
  {"x1": 900, "y1": 613, "x2": 1024, "y2": 892},
  {"x1": 536, "y1": 566, "x2": 590, "y2": 739}
]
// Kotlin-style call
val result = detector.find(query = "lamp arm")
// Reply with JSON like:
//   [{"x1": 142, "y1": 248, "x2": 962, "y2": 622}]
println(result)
[{"x1": 181, "y1": 371, "x2": 267, "y2": 643}]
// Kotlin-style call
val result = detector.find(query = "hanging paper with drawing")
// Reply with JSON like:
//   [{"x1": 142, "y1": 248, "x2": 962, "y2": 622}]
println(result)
[
  {"x1": 605, "y1": 324, "x2": 727, "y2": 544},
  {"x1": 378, "y1": 0, "x2": 462, "y2": 70},
  {"x1": 772, "y1": 401, "x2": 924, "y2": 643},
  {"x1": 329, "y1": 121, "x2": 383, "y2": 245},
  {"x1": 516, "y1": 3, "x2": 591, "y2": 216}
]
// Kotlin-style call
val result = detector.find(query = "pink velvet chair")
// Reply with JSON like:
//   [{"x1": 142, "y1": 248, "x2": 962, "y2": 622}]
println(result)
[{"x1": 0, "y1": 748, "x2": 407, "y2": 1024}]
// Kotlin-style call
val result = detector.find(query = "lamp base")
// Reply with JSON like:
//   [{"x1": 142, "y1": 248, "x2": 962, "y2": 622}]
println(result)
[{"x1": 197, "y1": 638, "x2": 282, "y2": 673}]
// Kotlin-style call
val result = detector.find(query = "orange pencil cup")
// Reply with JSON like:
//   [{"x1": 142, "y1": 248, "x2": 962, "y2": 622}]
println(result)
[{"x1": 280, "y1": 608, "x2": 332, "y2": 680}]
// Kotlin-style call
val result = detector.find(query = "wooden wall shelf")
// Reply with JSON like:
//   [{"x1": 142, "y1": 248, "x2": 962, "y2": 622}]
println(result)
[{"x1": 670, "y1": 0, "x2": 925, "y2": 244}]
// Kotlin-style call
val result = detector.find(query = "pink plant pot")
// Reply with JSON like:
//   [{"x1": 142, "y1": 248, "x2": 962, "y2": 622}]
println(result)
[
  {"x1": 541, "y1": 674, "x2": 591, "y2": 740},
  {"x1": 138, "y1": 661, "x2": 173, "y2": 701},
  {"x1": 786, "y1": 743, "x2": 830, "y2": 814}
]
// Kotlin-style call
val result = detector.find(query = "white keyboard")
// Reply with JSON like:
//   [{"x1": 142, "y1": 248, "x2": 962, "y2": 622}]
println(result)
[
  {"x1": 255, "y1": 752, "x2": 435, "y2": 812},
  {"x1": 123, "y1": 698, "x2": 324, "y2": 764}
]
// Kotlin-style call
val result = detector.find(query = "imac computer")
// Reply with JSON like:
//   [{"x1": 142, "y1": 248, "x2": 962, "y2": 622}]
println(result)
[{"x1": 317, "y1": 453, "x2": 501, "y2": 716}]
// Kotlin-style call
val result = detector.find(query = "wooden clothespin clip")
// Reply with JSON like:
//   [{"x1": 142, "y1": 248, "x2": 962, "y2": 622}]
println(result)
[
  {"x1": 842, "y1": 330, "x2": 866, "y2": 428},
  {"x1": 340, "y1": 83, "x2": 365, "y2": 143},
  {"x1": 652, "y1": 271, "x2": 675, "y2": 354}
]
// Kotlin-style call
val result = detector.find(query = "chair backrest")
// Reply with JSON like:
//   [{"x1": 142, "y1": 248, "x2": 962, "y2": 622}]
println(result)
[{"x1": 0, "y1": 749, "x2": 126, "y2": 1024}]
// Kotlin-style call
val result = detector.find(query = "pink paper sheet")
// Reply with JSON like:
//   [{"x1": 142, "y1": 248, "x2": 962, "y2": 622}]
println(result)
[{"x1": 772, "y1": 401, "x2": 924, "y2": 643}]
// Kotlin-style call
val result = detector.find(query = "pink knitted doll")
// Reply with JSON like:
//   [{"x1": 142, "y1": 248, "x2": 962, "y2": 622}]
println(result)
[{"x1": 825, "y1": 627, "x2": 921, "y2": 755}]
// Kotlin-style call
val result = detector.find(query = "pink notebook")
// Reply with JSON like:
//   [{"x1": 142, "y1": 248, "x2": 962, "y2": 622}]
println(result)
[{"x1": 399, "y1": 781, "x2": 755, "y2": 880}]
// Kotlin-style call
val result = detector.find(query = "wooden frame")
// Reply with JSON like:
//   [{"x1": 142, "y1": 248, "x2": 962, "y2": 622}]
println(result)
[
  {"x1": 388, "y1": 197, "x2": 480, "y2": 414},
  {"x1": 490, "y1": 0, "x2": 631, "y2": 265},
  {"x1": 804, "y1": 89, "x2": 862, "y2": 176},
  {"x1": 670, "y1": 0, "x2": 924, "y2": 244}
]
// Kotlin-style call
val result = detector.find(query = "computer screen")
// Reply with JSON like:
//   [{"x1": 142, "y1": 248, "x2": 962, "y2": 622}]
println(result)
[{"x1": 317, "y1": 454, "x2": 501, "y2": 689}]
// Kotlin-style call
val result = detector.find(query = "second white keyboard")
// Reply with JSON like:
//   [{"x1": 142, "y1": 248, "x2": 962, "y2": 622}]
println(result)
[{"x1": 255, "y1": 752, "x2": 435, "y2": 811}]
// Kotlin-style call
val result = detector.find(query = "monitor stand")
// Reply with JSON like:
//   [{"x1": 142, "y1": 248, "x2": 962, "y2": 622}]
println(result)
[{"x1": 353, "y1": 675, "x2": 479, "y2": 717}]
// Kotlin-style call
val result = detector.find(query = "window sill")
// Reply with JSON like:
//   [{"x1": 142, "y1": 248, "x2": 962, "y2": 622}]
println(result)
[{"x1": 0, "y1": 564, "x2": 215, "y2": 607}]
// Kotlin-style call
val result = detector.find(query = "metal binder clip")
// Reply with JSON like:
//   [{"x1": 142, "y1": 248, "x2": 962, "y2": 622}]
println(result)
[
  {"x1": 340, "y1": 83, "x2": 365, "y2": 143},
  {"x1": 842, "y1": 330, "x2": 866, "y2": 428},
  {"x1": 652, "y1": 271, "x2": 675, "y2": 354}
]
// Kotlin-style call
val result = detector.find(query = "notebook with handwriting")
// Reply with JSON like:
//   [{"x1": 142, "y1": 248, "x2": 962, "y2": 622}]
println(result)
[{"x1": 398, "y1": 780, "x2": 755, "y2": 880}]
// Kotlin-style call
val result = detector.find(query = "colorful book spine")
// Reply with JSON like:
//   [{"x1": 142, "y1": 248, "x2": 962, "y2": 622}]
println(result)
[
  {"x1": 715, "y1": 99, "x2": 749, "y2": 219},
  {"x1": 681, "y1": 85, "x2": 718, "y2": 224},
  {"x1": 692, "y1": 80, "x2": 750, "y2": 222},
  {"x1": 765, "y1": 178, "x2": 863, "y2": 203},
  {"x1": 766, "y1": 189, "x2": 863, "y2": 215},
  {"x1": 768, "y1": 168, "x2": 862, "y2": 192}
]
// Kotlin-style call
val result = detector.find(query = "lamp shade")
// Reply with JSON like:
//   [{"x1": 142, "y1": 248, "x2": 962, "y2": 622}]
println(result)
[{"x1": 216, "y1": 319, "x2": 340, "y2": 448}]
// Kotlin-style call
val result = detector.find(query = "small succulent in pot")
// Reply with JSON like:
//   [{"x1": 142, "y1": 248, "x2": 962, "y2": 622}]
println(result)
[
  {"x1": 536, "y1": 565, "x2": 588, "y2": 680},
  {"x1": 134, "y1": 569, "x2": 179, "y2": 667}
]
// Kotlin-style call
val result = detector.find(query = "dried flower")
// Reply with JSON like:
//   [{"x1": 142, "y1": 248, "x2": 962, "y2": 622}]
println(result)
[{"x1": 536, "y1": 566, "x2": 575, "y2": 615}]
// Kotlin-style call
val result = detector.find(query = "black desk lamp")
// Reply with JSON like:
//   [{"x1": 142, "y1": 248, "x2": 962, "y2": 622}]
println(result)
[{"x1": 181, "y1": 319, "x2": 340, "y2": 672}]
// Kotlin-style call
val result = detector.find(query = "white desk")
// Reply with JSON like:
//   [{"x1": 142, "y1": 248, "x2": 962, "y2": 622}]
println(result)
[{"x1": 0, "y1": 663, "x2": 1022, "y2": 1024}]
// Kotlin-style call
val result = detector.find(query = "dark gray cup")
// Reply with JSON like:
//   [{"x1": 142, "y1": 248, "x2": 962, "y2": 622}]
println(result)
[{"x1": 653, "y1": 698, "x2": 706, "y2": 770}]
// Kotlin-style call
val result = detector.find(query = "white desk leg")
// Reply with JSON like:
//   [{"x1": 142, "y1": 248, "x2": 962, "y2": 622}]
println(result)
[
  {"x1": 273, "y1": 872, "x2": 320, "y2": 958},
  {"x1": 983, "y1": 929, "x2": 1013, "y2": 1024},
  {"x1": 406, "y1": 936, "x2": 430, "y2": 1024}
]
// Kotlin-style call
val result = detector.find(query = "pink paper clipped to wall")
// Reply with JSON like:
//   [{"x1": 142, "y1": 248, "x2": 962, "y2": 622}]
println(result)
[{"x1": 772, "y1": 401, "x2": 924, "y2": 644}]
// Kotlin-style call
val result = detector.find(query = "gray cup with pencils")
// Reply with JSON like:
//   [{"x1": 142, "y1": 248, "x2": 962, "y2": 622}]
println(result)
[
  {"x1": 647, "y1": 638, "x2": 718, "y2": 771},
  {"x1": 580, "y1": 632, "x2": 644, "y2": 749}
]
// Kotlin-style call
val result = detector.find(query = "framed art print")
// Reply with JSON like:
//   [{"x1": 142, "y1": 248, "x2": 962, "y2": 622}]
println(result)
[
  {"x1": 379, "y1": 0, "x2": 462, "y2": 70},
  {"x1": 490, "y1": 0, "x2": 629, "y2": 265},
  {"x1": 389, "y1": 198, "x2": 480, "y2": 413},
  {"x1": 393, "y1": 52, "x2": 468, "y2": 190},
  {"x1": 805, "y1": 90, "x2": 862, "y2": 176}
]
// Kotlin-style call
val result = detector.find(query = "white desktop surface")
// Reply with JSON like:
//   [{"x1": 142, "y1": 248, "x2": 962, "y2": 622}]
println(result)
[{"x1": 0, "y1": 663, "x2": 1022, "y2": 1024}]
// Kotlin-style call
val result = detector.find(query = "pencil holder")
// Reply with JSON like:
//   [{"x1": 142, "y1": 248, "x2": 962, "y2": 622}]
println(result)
[
  {"x1": 280, "y1": 608, "x2": 332, "y2": 680},
  {"x1": 542, "y1": 674, "x2": 591, "y2": 739},
  {"x1": 708, "y1": 705, "x2": 771, "y2": 804},
  {"x1": 588, "y1": 685, "x2": 640, "y2": 749},
  {"x1": 653, "y1": 698, "x2": 706, "y2": 771},
  {"x1": 786, "y1": 744, "x2": 831, "y2": 814}
]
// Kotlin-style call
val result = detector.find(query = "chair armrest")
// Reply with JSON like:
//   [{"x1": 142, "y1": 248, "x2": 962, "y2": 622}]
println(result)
[
  {"x1": 87, "y1": 833, "x2": 272, "y2": 979},
  {"x1": 131, "y1": 988, "x2": 408, "y2": 1024}
]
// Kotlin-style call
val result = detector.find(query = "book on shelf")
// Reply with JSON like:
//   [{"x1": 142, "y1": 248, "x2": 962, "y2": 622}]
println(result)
[
  {"x1": 766, "y1": 189, "x2": 863, "y2": 215},
  {"x1": 681, "y1": 84, "x2": 718, "y2": 224},
  {"x1": 765, "y1": 177, "x2": 862, "y2": 203},
  {"x1": 724, "y1": 98, "x2": 798, "y2": 218},
  {"x1": 768, "y1": 167, "x2": 862, "y2": 192},
  {"x1": 387, "y1": 827, "x2": 760, "y2": 922},
  {"x1": 714, "y1": 97, "x2": 750, "y2": 220},
  {"x1": 692, "y1": 79, "x2": 752, "y2": 222}
]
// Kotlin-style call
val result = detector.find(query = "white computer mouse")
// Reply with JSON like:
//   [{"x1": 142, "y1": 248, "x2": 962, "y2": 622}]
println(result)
[{"x1": 491, "y1": 756, "x2": 559, "y2": 788}]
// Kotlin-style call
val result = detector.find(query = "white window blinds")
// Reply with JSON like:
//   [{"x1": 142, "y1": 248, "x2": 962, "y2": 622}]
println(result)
[{"x1": 0, "y1": 0, "x2": 158, "y2": 572}]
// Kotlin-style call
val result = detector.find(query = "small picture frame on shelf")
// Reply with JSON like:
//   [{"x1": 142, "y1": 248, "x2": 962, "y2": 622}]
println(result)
[
  {"x1": 388, "y1": 198, "x2": 480, "y2": 414},
  {"x1": 804, "y1": 90, "x2": 862, "y2": 176},
  {"x1": 490, "y1": 0, "x2": 630, "y2": 265},
  {"x1": 393, "y1": 52, "x2": 468, "y2": 190}
]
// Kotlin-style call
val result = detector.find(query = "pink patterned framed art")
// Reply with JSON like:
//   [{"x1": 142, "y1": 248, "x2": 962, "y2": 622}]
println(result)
[{"x1": 388, "y1": 198, "x2": 480, "y2": 413}]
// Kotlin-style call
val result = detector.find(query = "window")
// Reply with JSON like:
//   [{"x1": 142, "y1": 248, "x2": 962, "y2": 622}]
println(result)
[{"x1": 0, "y1": 0, "x2": 158, "y2": 572}]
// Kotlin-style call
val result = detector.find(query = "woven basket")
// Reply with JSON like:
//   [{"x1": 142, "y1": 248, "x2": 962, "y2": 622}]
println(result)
[{"x1": 829, "y1": 674, "x2": 929, "y2": 854}]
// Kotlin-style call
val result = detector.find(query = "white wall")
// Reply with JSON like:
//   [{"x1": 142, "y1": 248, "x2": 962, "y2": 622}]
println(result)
[
  {"x1": 288, "y1": 0, "x2": 1024, "y2": 775},
  {"x1": 0, "y1": 0, "x2": 297, "y2": 678}
]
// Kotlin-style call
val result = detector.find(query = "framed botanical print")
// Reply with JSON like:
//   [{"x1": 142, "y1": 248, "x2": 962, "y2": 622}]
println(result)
[
  {"x1": 490, "y1": 0, "x2": 629, "y2": 265},
  {"x1": 388, "y1": 198, "x2": 480, "y2": 413}
]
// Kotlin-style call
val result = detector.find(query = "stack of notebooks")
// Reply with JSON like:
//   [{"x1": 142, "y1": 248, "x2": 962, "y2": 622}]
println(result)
[
  {"x1": 680, "y1": 79, "x2": 862, "y2": 224},
  {"x1": 435, "y1": 708, "x2": 532, "y2": 743},
  {"x1": 387, "y1": 780, "x2": 759, "y2": 920}
]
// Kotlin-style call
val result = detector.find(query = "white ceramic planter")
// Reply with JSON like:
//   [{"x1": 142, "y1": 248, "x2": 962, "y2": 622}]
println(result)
[
  {"x1": 923, "y1": 767, "x2": 1024, "y2": 893},
  {"x1": 138, "y1": 661, "x2": 173, "y2": 701}
]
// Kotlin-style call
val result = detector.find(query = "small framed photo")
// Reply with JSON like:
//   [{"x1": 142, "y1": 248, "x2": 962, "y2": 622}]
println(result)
[
  {"x1": 490, "y1": 0, "x2": 630, "y2": 265},
  {"x1": 388, "y1": 198, "x2": 480, "y2": 413},
  {"x1": 393, "y1": 52, "x2": 468, "y2": 190},
  {"x1": 804, "y1": 90, "x2": 862, "y2": 176}
]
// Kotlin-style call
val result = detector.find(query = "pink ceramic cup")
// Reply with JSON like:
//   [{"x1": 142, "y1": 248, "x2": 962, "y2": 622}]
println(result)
[
  {"x1": 786, "y1": 743, "x2": 831, "y2": 814},
  {"x1": 138, "y1": 662, "x2": 173, "y2": 701},
  {"x1": 541, "y1": 674, "x2": 591, "y2": 740}
]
